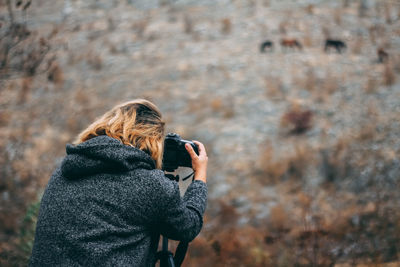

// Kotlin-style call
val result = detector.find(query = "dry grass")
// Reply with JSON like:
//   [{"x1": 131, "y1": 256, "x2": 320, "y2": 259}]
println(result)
[
  {"x1": 302, "y1": 67, "x2": 317, "y2": 92},
  {"x1": 303, "y1": 29, "x2": 313, "y2": 47},
  {"x1": 334, "y1": 7, "x2": 342, "y2": 25},
  {"x1": 384, "y1": 2, "x2": 393, "y2": 24},
  {"x1": 323, "y1": 71, "x2": 340, "y2": 95},
  {"x1": 302, "y1": 70, "x2": 340, "y2": 103},
  {"x1": 262, "y1": 0, "x2": 270, "y2": 7},
  {"x1": 364, "y1": 74, "x2": 379, "y2": 94},
  {"x1": 351, "y1": 34, "x2": 364, "y2": 55},
  {"x1": 255, "y1": 140, "x2": 315, "y2": 185},
  {"x1": 279, "y1": 21, "x2": 288, "y2": 35},
  {"x1": 322, "y1": 26, "x2": 330, "y2": 39},
  {"x1": 264, "y1": 76, "x2": 284, "y2": 100}
]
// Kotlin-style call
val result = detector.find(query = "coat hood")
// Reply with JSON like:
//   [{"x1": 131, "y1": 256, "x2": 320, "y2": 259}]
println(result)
[{"x1": 61, "y1": 135, "x2": 156, "y2": 179}]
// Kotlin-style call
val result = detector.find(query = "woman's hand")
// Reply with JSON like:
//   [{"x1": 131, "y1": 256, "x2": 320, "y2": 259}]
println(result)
[{"x1": 185, "y1": 141, "x2": 208, "y2": 183}]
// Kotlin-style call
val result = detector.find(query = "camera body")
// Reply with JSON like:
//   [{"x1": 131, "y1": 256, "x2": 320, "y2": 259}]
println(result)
[{"x1": 162, "y1": 133, "x2": 198, "y2": 172}]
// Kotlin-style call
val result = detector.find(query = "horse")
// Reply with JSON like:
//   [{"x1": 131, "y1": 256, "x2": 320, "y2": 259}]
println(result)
[
  {"x1": 280, "y1": 39, "x2": 302, "y2": 51},
  {"x1": 324, "y1": 39, "x2": 346, "y2": 53},
  {"x1": 377, "y1": 48, "x2": 389, "y2": 63},
  {"x1": 260, "y1": 40, "x2": 273, "y2": 53}
]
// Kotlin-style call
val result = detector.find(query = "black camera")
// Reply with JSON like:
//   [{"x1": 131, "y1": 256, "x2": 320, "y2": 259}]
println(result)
[{"x1": 162, "y1": 133, "x2": 198, "y2": 172}]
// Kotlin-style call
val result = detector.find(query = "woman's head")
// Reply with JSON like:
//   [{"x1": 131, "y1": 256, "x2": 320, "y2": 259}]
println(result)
[{"x1": 74, "y1": 99, "x2": 165, "y2": 169}]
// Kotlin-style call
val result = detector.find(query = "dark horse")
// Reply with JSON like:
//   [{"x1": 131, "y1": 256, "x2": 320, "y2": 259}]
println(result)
[
  {"x1": 324, "y1": 39, "x2": 346, "y2": 53},
  {"x1": 377, "y1": 48, "x2": 389, "y2": 63},
  {"x1": 280, "y1": 39, "x2": 302, "y2": 51},
  {"x1": 260, "y1": 40, "x2": 273, "y2": 53}
]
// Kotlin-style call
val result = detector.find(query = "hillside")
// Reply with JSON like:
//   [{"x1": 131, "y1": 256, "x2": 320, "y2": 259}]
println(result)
[{"x1": 1, "y1": 0, "x2": 400, "y2": 266}]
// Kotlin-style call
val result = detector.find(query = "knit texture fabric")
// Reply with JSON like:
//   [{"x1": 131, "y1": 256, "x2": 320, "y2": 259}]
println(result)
[{"x1": 29, "y1": 135, "x2": 207, "y2": 267}]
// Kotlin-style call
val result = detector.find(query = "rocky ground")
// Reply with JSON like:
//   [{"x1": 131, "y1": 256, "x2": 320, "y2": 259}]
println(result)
[{"x1": 1, "y1": 0, "x2": 400, "y2": 266}]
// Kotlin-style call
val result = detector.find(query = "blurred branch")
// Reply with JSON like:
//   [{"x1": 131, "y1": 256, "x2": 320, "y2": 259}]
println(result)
[{"x1": 6, "y1": 0, "x2": 15, "y2": 25}]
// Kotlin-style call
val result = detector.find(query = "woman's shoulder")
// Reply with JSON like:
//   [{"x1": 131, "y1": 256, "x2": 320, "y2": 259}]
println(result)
[{"x1": 129, "y1": 168, "x2": 178, "y2": 195}]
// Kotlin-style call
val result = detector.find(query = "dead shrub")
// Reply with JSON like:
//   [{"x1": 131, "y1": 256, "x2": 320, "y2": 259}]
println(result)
[
  {"x1": 221, "y1": 18, "x2": 231, "y2": 35},
  {"x1": 0, "y1": 110, "x2": 11, "y2": 126},
  {"x1": 47, "y1": 62, "x2": 63, "y2": 85},
  {"x1": 107, "y1": 17, "x2": 115, "y2": 32},
  {"x1": 185, "y1": 236, "x2": 214, "y2": 265},
  {"x1": 183, "y1": 15, "x2": 193, "y2": 34},
  {"x1": 256, "y1": 141, "x2": 314, "y2": 184},
  {"x1": 86, "y1": 52, "x2": 103, "y2": 71},
  {"x1": 358, "y1": 0, "x2": 369, "y2": 18},
  {"x1": 279, "y1": 21, "x2": 287, "y2": 34},
  {"x1": 208, "y1": 227, "x2": 269, "y2": 266},
  {"x1": 217, "y1": 201, "x2": 239, "y2": 227},
  {"x1": 18, "y1": 76, "x2": 32, "y2": 104},
  {"x1": 320, "y1": 137, "x2": 352, "y2": 183},
  {"x1": 382, "y1": 63, "x2": 396, "y2": 86},
  {"x1": 132, "y1": 18, "x2": 148, "y2": 38},
  {"x1": 383, "y1": 2, "x2": 393, "y2": 24},
  {"x1": 368, "y1": 26, "x2": 377, "y2": 44},
  {"x1": 256, "y1": 141, "x2": 289, "y2": 184},
  {"x1": 394, "y1": 55, "x2": 400, "y2": 74},
  {"x1": 280, "y1": 106, "x2": 313, "y2": 135},
  {"x1": 210, "y1": 97, "x2": 235, "y2": 119},
  {"x1": 286, "y1": 144, "x2": 314, "y2": 180},
  {"x1": 0, "y1": 22, "x2": 50, "y2": 79},
  {"x1": 305, "y1": 4, "x2": 314, "y2": 15},
  {"x1": 321, "y1": 26, "x2": 330, "y2": 39},
  {"x1": 269, "y1": 204, "x2": 290, "y2": 232}
]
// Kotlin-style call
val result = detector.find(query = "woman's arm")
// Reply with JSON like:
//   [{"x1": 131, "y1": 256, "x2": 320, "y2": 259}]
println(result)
[
  {"x1": 156, "y1": 180, "x2": 207, "y2": 242},
  {"x1": 156, "y1": 141, "x2": 208, "y2": 242}
]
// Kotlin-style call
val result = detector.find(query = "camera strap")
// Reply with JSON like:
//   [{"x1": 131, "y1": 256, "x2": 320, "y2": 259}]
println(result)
[
  {"x1": 174, "y1": 241, "x2": 189, "y2": 267},
  {"x1": 181, "y1": 171, "x2": 195, "y2": 181},
  {"x1": 156, "y1": 238, "x2": 189, "y2": 267}
]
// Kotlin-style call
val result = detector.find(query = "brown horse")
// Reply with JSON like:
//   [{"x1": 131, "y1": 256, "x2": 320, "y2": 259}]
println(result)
[
  {"x1": 280, "y1": 39, "x2": 302, "y2": 51},
  {"x1": 377, "y1": 48, "x2": 389, "y2": 63}
]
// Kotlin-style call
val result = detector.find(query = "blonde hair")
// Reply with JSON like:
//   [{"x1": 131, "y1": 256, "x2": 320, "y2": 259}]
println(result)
[{"x1": 74, "y1": 99, "x2": 165, "y2": 169}]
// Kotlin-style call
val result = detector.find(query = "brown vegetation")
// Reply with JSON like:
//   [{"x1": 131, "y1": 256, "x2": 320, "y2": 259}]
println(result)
[
  {"x1": 280, "y1": 104, "x2": 313, "y2": 134},
  {"x1": 221, "y1": 18, "x2": 232, "y2": 35}
]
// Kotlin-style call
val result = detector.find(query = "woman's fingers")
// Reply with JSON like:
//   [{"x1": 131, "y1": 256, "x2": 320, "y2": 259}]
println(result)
[
  {"x1": 185, "y1": 143, "x2": 198, "y2": 159},
  {"x1": 193, "y1": 141, "x2": 207, "y2": 157}
]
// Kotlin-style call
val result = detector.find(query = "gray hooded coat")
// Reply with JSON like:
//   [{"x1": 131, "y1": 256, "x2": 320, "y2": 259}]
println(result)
[{"x1": 29, "y1": 135, "x2": 207, "y2": 267}]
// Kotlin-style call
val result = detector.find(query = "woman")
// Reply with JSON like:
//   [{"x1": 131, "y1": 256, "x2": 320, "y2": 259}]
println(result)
[{"x1": 29, "y1": 99, "x2": 208, "y2": 266}]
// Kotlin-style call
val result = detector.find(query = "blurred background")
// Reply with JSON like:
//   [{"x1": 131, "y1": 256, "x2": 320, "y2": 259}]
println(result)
[{"x1": 0, "y1": 0, "x2": 400, "y2": 266}]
